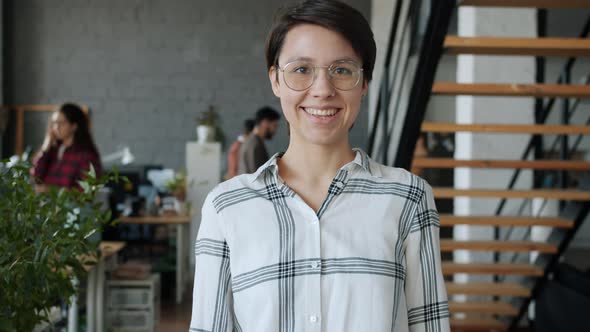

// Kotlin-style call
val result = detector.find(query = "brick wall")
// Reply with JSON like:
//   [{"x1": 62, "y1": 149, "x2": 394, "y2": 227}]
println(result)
[{"x1": 5, "y1": 0, "x2": 370, "y2": 170}]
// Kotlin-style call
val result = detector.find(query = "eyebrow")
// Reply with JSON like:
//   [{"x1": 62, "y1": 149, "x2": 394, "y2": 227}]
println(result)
[{"x1": 284, "y1": 56, "x2": 360, "y2": 64}]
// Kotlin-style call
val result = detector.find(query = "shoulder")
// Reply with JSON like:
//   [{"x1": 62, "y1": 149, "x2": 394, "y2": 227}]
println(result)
[
  {"x1": 204, "y1": 173, "x2": 259, "y2": 209},
  {"x1": 365, "y1": 158, "x2": 433, "y2": 200}
]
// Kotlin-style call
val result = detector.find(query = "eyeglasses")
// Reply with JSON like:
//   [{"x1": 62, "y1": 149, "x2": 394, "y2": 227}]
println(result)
[
  {"x1": 52, "y1": 120, "x2": 68, "y2": 127},
  {"x1": 276, "y1": 60, "x2": 363, "y2": 91}
]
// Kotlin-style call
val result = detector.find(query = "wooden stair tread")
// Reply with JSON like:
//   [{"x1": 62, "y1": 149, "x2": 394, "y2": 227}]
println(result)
[
  {"x1": 445, "y1": 36, "x2": 590, "y2": 57},
  {"x1": 460, "y1": 0, "x2": 590, "y2": 8},
  {"x1": 446, "y1": 282, "x2": 531, "y2": 297},
  {"x1": 442, "y1": 262, "x2": 544, "y2": 276},
  {"x1": 440, "y1": 239, "x2": 557, "y2": 253},
  {"x1": 439, "y1": 214, "x2": 574, "y2": 228},
  {"x1": 421, "y1": 122, "x2": 590, "y2": 135},
  {"x1": 433, "y1": 187, "x2": 590, "y2": 201},
  {"x1": 413, "y1": 158, "x2": 590, "y2": 171},
  {"x1": 432, "y1": 82, "x2": 590, "y2": 97},
  {"x1": 451, "y1": 317, "x2": 507, "y2": 332},
  {"x1": 450, "y1": 301, "x2": 519, "y2": 316}
]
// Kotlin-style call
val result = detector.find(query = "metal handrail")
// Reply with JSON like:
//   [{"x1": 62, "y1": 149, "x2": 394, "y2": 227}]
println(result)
[{"x1": 367, "y1": 0, "x2": 455, "y2": 168}]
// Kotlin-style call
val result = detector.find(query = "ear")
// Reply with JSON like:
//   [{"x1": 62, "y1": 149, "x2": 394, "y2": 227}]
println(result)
[
  {"x1": 269, "y1": 66, "x2": 281, "y2": 98},
  {"x1": 361, "y1": 79, "x2": 368, "y2": 98}
]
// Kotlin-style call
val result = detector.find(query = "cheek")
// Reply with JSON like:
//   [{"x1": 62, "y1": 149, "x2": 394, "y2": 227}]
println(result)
[{"x1": 279, "y1": 91, "x2": 304, "y2": 117}]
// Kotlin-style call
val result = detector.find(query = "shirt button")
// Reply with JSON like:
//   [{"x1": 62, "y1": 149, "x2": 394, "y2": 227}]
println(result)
[
  {"x1": 309, "y1": 315, "x2": 319, "y2": 323},
  {"x1": 311, "y1": 261, "x2": 320, "y2": 269}
]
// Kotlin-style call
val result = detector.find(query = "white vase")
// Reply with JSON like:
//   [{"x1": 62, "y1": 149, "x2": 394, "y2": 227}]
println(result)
[{"x1": 196, "y1": 125, "x2": 215, "y2": 143}]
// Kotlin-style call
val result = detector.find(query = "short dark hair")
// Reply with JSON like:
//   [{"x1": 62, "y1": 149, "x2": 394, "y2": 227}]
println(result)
[
  {"x1": 265, "y1": 0, "x2": 376, "y2": 82},
  {"x1": 255, "y1": 106, "x2": 281, "y2": 125},
  {"x1": 244, "y1": 119, "x2": 256, "y2": 133}
]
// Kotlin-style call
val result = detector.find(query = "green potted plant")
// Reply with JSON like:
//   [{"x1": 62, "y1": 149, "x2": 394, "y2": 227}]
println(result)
[
  {"x1": 195, "y1": 105, "x2": 224, "y2": 144},
  {"x1": 165, "y1": 171, "x2": 187, "y2": 202},
  {"x1": 0, "y1": 159, "x2": 121, "y2": 331}
]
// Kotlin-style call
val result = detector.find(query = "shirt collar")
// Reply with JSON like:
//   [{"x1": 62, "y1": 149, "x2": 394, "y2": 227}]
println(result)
[{"x1": 250, "y1": 148, "x2": 379, "y2": 183}]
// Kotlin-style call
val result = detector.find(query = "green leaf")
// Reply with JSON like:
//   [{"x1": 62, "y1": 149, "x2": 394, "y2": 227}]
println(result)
[
  {"x1": 88, "y1": 164, "x2": 96, "y2": 179},
  {"x1": 78, "y1": 181, "x2": 91, "y2": 193}
]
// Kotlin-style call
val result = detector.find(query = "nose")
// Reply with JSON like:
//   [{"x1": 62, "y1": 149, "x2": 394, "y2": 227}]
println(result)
[{"x1": 310, "y1": 67, "x2": 335, "y2": 98}]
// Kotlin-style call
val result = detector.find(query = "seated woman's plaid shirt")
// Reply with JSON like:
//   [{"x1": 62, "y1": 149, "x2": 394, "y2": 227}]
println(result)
[
  {"x1": 32, "y1": 144, "x2": 102, "y2": 189},
  {"x1": 190, "y1": 149, "x2": 449, "y2": 332}
]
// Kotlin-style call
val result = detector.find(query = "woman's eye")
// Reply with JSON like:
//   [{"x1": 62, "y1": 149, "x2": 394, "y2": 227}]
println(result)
[
  {"x1": 293, "y1": 66, "x2": 311, "y2": 74},
  {"x1": 333, "y1": 67, "x2": 353, "y2": 75}
]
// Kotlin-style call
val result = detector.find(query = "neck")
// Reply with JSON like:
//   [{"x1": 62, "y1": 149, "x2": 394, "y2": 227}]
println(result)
[{"x1": 278, "y1": 135, "x2": 355, "y2": 184}]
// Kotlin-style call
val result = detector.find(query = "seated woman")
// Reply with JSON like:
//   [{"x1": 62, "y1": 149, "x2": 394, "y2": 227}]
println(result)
[{"x1": 32, "y1": 103, "x2": 102, "y2": 191}]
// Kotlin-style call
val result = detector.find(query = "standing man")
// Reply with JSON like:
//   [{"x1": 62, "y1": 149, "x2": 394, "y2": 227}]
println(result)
[
  {"x1": 225, "y1": 119, "x2": 255, "y2": 179},
  {"x1": 238, "y1": 106, "x2": 280, "y2": 174}
]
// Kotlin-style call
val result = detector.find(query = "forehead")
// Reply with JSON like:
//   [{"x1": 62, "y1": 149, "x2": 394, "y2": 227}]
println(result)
[{"x1": 279, "y1": 24, "x2": 361, "y2": 65}]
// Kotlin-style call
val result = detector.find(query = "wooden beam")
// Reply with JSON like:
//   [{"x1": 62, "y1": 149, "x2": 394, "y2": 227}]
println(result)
[
  {"x1": 422, "y1": 122, "x2": 590, "y2": 135},
  {"x1": 432, "y1": 82, "x2": 590, "y2": 97},
  {"x1": 446, "y1": 282, "x2": 531, "y2": 297},
  {"x1": 445, "y1": 36, "x2": 590, "y2": 57},
  {"x1": 442, "y1": 262, "x2": 544, "y2": 276},
  {"x1": 460, "y1": 0, "x2": 590, "y2": 8},
  {"x1": 439, "y1": 214, "x2": 574, "y2": 228},
  {"x1": 451, "y1": 317, "x2": 506, "y2": 332},
  {"x1": 450, "y1": 301, "x2": 518, "y2": 316},
  {"x1": 412, "y1": 158, "x2": 590, "y2": 171},
  {"x1": 0, "y1": 104, "x2": 88, "y2": 113},
  {"x1": 441, "y1": 240, "x2": 558, "y2": 253},
  {"x1": 433, "y1": 187, "x2": 590, "y2": 201}
]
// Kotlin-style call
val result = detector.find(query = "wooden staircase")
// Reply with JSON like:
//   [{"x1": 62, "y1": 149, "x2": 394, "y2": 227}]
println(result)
[{"x1": 420, "y1": 1, "x2": 590, "y2": 331}]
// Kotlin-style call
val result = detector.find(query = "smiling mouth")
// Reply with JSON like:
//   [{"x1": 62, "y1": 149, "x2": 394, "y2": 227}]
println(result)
[{"x1": 301, "y1": 107, "x2": 341, "y2": 117}]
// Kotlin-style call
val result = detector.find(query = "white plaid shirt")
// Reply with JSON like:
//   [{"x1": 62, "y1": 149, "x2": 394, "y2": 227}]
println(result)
[{"x1": 190, "y1": 149, "x2": 449, "y2": 332}]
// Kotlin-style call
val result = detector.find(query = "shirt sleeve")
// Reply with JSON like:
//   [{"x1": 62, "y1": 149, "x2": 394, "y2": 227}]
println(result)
[
  {"x1": 190, "y1": 190, "x2": 236, "y2": 332},
  {"x1": 31, "y1": 148, "x2": 54, "y2": 183},
  {"x1": 226, "y1": 142, "x2": 239, "y2": 179},
  {"x1": 77, "y1": 151, "x2": 103, "y2": 182},
  {"x1": 242, "y1": 142, "x2": 256, "y2": 174},
  {"x1": 404, "y1": 179, "x2": 450, "y2": 332}
]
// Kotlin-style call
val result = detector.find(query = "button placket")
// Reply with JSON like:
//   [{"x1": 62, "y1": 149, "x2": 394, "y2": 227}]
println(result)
[{"x1": 305, "y1": 212, "x2": 322, "y2": 331}]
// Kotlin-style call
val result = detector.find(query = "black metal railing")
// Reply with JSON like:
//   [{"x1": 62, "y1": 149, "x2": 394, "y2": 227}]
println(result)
[
  {"x1": 367, "y1": 0, "x2": 455, "y2": 167},
  {"x1": 497, "y1": 12, "x2": 590, "y2": 332}
]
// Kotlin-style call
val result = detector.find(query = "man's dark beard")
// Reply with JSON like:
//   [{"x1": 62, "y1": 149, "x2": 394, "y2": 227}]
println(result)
[{"x1": 265, "y1": 131, "x2": 274, "y2": 140}]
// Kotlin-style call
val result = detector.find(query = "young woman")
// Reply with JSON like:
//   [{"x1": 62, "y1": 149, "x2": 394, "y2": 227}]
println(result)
[
  {"x1": 32, "y1": 103, "x2": 102, "y2": 191},
  {"x1": 190, "y1": 1, "x2": 449, "y2": 331}
]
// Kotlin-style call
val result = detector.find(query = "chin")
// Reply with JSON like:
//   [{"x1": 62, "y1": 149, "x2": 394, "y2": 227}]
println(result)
[{"x1": 302, "y1": 133, "x2": 343, "y2": 147}]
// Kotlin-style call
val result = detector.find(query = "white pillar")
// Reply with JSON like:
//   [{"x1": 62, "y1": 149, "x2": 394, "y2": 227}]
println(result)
[{"x1": 454, "y1": 7, "x2": 536, "y2": 282}]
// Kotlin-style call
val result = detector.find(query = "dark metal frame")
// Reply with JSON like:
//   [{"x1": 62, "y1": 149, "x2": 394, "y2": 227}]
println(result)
[
  {"x1": 368, "y1": 0, "x2": 455, "y2": 167},
  {"x1": 394, "y1": 1, "x2": 454, "y2": 170}
]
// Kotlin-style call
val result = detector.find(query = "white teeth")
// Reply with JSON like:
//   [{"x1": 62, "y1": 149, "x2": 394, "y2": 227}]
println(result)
[{"x1": 303, "y1": 108, "x2": 339, "y2": 116}]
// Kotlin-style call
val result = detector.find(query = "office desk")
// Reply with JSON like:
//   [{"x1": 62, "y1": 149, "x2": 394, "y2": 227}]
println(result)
[
  {"x1": 118, "y1": 215, "x2": 190, "y2": 304},
  {"x1": 68, "y1": 241, "x2": 126, "y2": 332}
]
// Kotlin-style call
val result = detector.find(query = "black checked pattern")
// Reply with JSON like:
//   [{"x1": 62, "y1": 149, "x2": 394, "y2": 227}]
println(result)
[
  {"x1": 265, "y1": 183, "x2": 286, "y2": 201},
  {"x1": 190, "y1": 149, "x2": 449, "y2": 332}
]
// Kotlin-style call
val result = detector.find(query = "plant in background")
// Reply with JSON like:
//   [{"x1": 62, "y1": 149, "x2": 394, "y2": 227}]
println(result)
[
  {"x1": 0, "y1": 160, "x2": 124, "y2": 331},
  {"x1": 165, "y1": 171, "x2": 187, "y2": 202},
  {"x1": 196, "y1": 105, "x2": 220, "y2": 128},
  {"x1": 195, "y1": 105, "x2": 226, "y2": 145}
]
